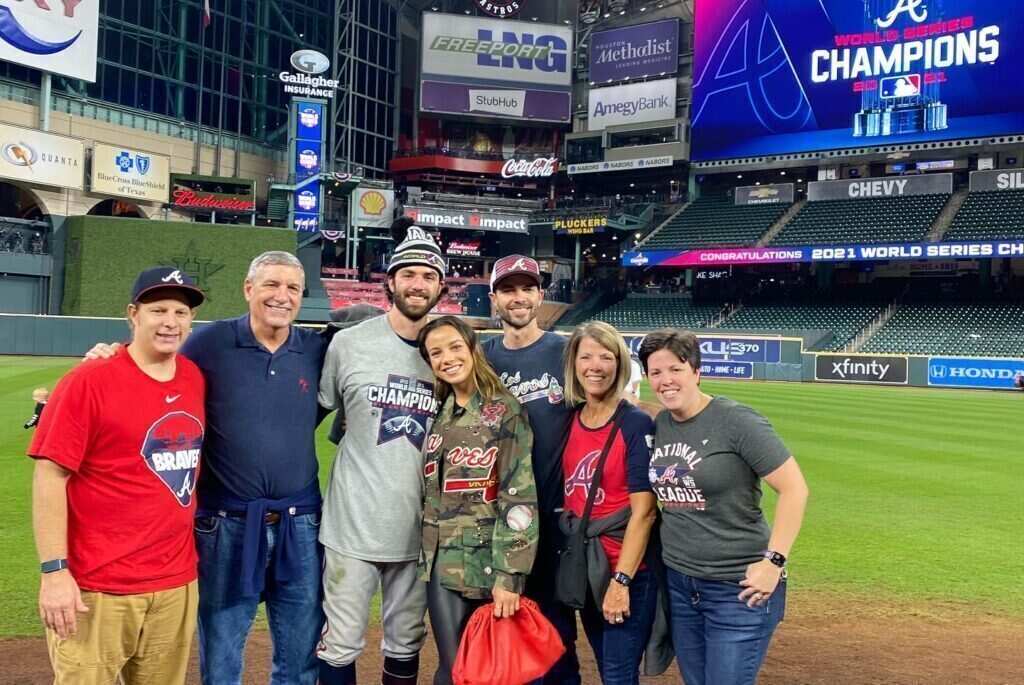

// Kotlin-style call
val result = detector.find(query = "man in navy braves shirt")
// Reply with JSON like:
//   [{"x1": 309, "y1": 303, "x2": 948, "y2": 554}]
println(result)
[{"x1": 30, "y1": 267, "x2": 207, "y2": 685}]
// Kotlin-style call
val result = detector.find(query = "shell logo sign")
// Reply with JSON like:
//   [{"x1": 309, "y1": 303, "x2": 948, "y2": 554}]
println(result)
[{"x1": 359, "y1": 190, "x2": 387, "y2": 216}]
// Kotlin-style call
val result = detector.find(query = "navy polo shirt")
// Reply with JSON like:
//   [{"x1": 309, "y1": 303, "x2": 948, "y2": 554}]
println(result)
[{"x1": 183, "y1": 315, "x2": 328, "y2": 501}]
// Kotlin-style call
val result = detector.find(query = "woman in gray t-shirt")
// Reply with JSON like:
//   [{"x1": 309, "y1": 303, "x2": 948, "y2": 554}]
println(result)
[{"x1": 638, "y1": 329, "x2": 809, "y2": 685}]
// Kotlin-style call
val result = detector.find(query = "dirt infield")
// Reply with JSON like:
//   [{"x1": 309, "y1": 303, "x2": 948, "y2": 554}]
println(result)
[{"x1": 2, "y1": 593, "x2": 1021, "y2": 684}]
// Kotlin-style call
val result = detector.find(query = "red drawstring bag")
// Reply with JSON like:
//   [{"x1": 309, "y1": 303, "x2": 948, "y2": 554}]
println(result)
[{"x1": 452, "y1": 597, "x2": 566, "y2": 685}]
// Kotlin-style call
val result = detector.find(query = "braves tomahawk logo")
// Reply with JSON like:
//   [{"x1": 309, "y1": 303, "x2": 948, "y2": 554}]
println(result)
[
  {"x1": 140, "y1": 411, "x2": 203, "y2": 507},
  {"x1": 367, "y1": 374, "x2": 437, "y2": 448},
  {"x1": 499, "y1": 370, "x2": 564, "y2": 405}
]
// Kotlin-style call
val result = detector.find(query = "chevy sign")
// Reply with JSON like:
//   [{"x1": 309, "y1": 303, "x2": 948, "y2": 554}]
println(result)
[
  {"x1": 588, "y1": 78, "x2": 677, "y2": 131},
  {"x1": 928, "y1": 357, "x2": 1024, "y2": 390},
  {"x1": 0, "y1": 1, "x2": 98, "y2": 82}
]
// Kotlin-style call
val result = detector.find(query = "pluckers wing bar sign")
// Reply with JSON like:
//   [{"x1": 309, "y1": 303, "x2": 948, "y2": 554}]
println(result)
[
  {"x1": 554, "y1": 213, "x2": 609, "y2": 236},
  {"x1": 474, "y1": 0, "x2": 523, "y2": 18},
  {"x1": 170, "y1": 174, "x2": 256, "y2": 214}
]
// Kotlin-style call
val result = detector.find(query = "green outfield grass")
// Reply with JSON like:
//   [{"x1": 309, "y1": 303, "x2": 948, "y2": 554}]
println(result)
[{"x1": 1, "y1": 355, "x2": 1021, "y2": 637}]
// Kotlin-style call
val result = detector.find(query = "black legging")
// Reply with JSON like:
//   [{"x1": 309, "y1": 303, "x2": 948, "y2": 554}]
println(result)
[{"x1": 426, "y1": 562, "x2": 487, "y2": 685}]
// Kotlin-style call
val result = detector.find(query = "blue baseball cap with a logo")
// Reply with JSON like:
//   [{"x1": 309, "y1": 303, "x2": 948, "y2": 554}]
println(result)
[{"x1": 131, "y1": 267, "x2": 205, "y2": 308}]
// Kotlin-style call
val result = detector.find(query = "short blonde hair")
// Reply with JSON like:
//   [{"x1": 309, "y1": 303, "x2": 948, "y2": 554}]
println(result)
[{"x1": 563, "y1": 321, "x2": 632, "y2": 406}]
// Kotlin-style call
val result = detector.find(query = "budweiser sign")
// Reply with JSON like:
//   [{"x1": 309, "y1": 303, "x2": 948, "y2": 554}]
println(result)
[
  {"x1": 172, "y1": 188, "x2": 256, "y2": 213},
  {"x1": 500, "y1": 157, "x2": 559, "y2": 179}
]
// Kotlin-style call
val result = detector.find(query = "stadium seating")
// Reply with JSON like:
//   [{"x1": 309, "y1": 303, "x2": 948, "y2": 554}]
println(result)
[
  {"x1": 640, "y1": 196, "x2": 790, "y2": 249},
  {"x1": 590, "y1": 296, "x2": 720, "y2": 330},
  {"x1": 771, "y1": 194, "x2": 948, "y2": 245},
  {"x1": 861, "y1": 304, "x2": 1024, "y2": 357},
  {"x1": 718, "y1": 304, "x2": 882, "y2": 350},
  {"x1": 944, "y1": 190, "x2": 1024, "y2": 241}
]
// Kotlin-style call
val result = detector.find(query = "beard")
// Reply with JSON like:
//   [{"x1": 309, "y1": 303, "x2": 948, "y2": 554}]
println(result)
[
  {"x1": 497, "y1": 304, "x2": 537, "y2": 330},
  {"x1": 393, "y1": 288, "x2": 440, "y2": 321}
]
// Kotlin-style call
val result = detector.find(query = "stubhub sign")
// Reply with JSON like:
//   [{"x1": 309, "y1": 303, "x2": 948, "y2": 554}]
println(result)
[{"x1": 588, "y1": 78, "x2": 677, "y2": 131}]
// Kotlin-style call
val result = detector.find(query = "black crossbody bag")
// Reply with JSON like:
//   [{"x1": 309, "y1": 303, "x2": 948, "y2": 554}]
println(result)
[{"x1": 555, "y1": 402, "x2": 624, "y2": 609}]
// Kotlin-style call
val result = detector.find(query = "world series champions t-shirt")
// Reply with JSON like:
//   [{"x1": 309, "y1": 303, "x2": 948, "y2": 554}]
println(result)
[
  {"x1": 651, "y1": 397, "x2": 791, "y2": 581},
  {"x1": 319, "y1": 315, "x2": 438, "y2": 562},
  {"x1": 482, "y1": 332, "x2": 572, "y2": 516},
  {"x1": 28, "y1": 346, "x2": 205, "y2": 594}
]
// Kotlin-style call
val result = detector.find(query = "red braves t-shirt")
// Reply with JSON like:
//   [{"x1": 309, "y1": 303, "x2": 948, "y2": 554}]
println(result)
[
  {"x1": 562, "y1": 402, "x2": 654, "y2": 566},
  {"x1": 28, "y1": 347, "x2": 205, "y2": 594}
]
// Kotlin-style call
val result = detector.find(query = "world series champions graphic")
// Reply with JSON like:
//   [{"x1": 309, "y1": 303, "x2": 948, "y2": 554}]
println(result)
[{"x1": 691, "y1": 0, "x2": 1023, "y2": 160}]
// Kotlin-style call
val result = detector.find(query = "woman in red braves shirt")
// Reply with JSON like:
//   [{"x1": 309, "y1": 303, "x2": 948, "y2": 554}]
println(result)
[{"x1": 559, "y1": 321, "x2": 658, "y2": 685}]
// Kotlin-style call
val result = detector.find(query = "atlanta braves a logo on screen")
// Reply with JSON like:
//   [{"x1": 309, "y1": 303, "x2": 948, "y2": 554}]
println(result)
[
  {"x1": 367, "y1": 374, "x2": 437, "y2": 448},
  {"x1": 140, "y1": 411, "x2": 203, "y2": 507},
  {"x1": 875, "y1": 0, "x2": 928, "y2": 28}
]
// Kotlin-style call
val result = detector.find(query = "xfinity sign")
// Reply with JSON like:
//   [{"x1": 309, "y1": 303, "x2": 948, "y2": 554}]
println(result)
[
  {"x1": 815, "y1": 354, "x2": 909, "y2": 385},
  {"x1": 588, "y1": 78, "x2": 677, "y2": 131}
]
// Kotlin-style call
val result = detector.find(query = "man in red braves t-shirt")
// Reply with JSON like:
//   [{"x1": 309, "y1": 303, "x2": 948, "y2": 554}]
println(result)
[{"x1": 29, "y1": 267, "x2": 206, "y2": 685}]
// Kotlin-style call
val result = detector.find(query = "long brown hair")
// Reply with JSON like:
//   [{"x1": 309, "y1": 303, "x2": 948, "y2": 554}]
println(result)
[{"x1": 418, "y1": 316, "x2": 514, "y2": 407}]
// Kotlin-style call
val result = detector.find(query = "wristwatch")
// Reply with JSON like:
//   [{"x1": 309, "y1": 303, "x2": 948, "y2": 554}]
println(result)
[
  {"x1": 612, "y1": 571, "x2": 633, "y2": 587},
  {"x1": 763, "y1": 550, "x2": 787, "y2": 568},
  {"x1": 40, "y1": 558, "x2": 68, "y2": 574}
]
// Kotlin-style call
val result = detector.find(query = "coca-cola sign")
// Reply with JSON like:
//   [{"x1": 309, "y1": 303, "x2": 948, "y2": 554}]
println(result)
[
  {"x1": 500, "y1": 157, "x2": 559, "y2": 179},
  {"x1": 171, "y1": 188, "x2": 256, "y2": 213}
]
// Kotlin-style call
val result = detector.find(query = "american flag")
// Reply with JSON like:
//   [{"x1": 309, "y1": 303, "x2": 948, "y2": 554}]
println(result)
[{"x1": 203, "y1": 0, "x2": 211, "y2": 28}]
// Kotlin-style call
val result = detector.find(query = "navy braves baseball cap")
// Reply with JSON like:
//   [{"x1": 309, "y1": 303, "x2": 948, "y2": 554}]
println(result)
[
  {"x1": 490, "y1": 254, "x2": 542, "y2": 291},
  {"x1": 131, "y1": 267, "x2": 205, "y2": 308}
]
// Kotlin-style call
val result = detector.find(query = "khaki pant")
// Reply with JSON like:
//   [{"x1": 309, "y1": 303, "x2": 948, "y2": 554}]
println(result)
[{"x1": 46, "y1": 580, "x2": 198, "y2": 685}]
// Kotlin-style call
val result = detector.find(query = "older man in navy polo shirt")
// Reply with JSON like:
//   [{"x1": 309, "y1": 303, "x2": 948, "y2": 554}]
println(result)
[{"x1": 185, "y1": 251, "x2": 326, "y2": 685}]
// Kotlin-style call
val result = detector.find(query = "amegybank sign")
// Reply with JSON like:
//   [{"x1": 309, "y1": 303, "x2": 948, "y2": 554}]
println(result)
[
  {"x1": 588, "y1": 78, "x2": 676, "y2": 131},
  {"x1": 0, "y1": 1, "x2": 99, "y2": 82}
]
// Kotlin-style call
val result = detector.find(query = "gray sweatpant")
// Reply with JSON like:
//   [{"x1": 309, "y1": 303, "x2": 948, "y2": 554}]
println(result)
[{"x1": 317, "y1": 548, "x2": 428, "y2": 667}]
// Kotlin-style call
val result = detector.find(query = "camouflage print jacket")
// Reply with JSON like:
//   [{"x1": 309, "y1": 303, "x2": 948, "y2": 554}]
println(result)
[{"x1": 420, "y1": 391, "x2": 539, "y2": 599}]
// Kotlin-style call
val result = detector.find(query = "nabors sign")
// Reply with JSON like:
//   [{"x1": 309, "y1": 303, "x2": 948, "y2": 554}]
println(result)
[{"x1": 500, "y1": 157, "x2": 558, "y2": 179}]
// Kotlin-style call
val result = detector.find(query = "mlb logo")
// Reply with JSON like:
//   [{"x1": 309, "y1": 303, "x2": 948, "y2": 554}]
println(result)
[
  {"x1": 115, "y1": 151, "x2": 133, "y2": 173},
  {"x1": 881, "y1": 74, "x2": 921, "y2": 99},
  {"x1": 300, "y1": 108, "x2": 320, "y2": 127}
]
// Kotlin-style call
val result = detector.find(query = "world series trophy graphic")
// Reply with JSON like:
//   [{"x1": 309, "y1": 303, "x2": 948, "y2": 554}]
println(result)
[{"x1": 853, "y1": 0, "x2": 949, "y2": 137}]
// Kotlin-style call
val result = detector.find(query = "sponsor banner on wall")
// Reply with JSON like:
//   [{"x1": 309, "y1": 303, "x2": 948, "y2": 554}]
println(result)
[
  {"x1": 566, "y1": 155, "x2": 673, "y2": 175},
  {"x1": 588, "y1": 78, "x2": 677, "y2": 131},
  {"x1": 0, "y1": 1, "x2": 99, "y2": 82},
  {"x1": 815, "y1": 354, "x2": 909, "y2": 385},
  {"x1": 404, "y1": 205, "x2": 529, "y2": 234},
  {"x1": 968, "y1": 169, "x2": 1024, "y2": 192},
  {"x1": 447, "y1": 239, "x2": 482, "y2": 257},
  {"x1": 590, "y1": 19, "x2": 680, "y2": 83},
  {"x1": 90, "y1": 144, "x2": 170, "y2": 203},
  {"x1": 734, "y1": 183, "x2": 795, "y2": 205},
  {"x1": 352, "y1": 188, "x2": 395, "y2": 228},
  {"x1": 623, "y1": 334, "x2": 781, "y2": 364},
  {"x1": 623, "y1": 239, "x2": 1024, "y2": 267},
  {"x1": 554, "y1": 213, "x2": 609, "y2": 236},
  {"x1": 0, "y1": 123, "x2": 84, "y2": 190},
  {"x1": 691, "y1": 0, "x2": 1024, "y2": 161},
  {"x1": 420, "y1": 82, "x2": 570, "y2": 122},
  {"x1": 700, "y1": 361, "x2": 754, "y2": 379},
  {"x1": 928, "y1": 356, "x2": 1024, "y2": 390},
  {"x1": 170, "y1": 174, "x2": 256, "y2": 214},
  {"x1": 807, "y1": 173, "x2": 953, "y2": 201}
]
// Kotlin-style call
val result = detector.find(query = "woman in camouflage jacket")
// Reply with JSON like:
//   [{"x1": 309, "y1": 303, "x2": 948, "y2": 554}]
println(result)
[{"x1": 417, "y1": 316, "x2": 540, "y2": 685}]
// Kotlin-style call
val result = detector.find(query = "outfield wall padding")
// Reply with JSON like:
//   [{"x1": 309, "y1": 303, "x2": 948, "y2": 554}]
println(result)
[{"x1": 62, "y1": 216, "x2": 296, "y2": 320}]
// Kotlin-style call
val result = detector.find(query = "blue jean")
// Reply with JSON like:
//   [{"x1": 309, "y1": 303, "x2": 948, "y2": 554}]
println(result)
[
  {"x1": 195, "y1": 513, "x2": 324, "y2": 685},
  {"x1": 579, "y1": 569, "x2": 658, "y2": 685},
  {"x1": 666, "y1": 567, "x2": 786, "y2": 685}
]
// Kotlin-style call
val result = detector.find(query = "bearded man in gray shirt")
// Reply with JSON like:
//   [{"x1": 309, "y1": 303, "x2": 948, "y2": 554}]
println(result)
[{"x1": 317, "y1": 221, "x2": 446, "y2": 685}]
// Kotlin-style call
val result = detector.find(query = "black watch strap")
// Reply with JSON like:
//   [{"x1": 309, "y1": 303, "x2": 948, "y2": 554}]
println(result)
[
  {"x1": 612, "y1": 571, "x2": 632, "y2": 587},
  {"x1": 763, "y1": 550, "x2": 787, "y2": 568},
  {"x1": 40, "y1": 558, "x2": 68, "y2": 574}
]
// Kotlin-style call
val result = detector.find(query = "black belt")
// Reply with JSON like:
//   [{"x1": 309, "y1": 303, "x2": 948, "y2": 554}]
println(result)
[{"x1": 222, "y1": 510, "x2": 283, "y2": 524}]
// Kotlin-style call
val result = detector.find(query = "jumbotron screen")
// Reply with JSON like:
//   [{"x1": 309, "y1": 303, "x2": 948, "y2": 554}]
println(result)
[{"x1": 690, "y1": 0, "x2": 1024, "y2": 161}]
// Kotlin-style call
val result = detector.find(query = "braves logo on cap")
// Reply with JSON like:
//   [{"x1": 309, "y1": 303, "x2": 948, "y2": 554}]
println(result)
[
  {"x1": 140, "y1": 411, "x2": 204, "y2": 507},
  {"x1": 161, "y1": 269, "x2": 185, "y2": 285}
]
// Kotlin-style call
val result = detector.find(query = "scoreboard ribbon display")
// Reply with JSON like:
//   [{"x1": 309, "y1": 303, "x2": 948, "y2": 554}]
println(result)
[{"x1": 691, "y1": 0, "x2": 1024, "y2": 161}]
